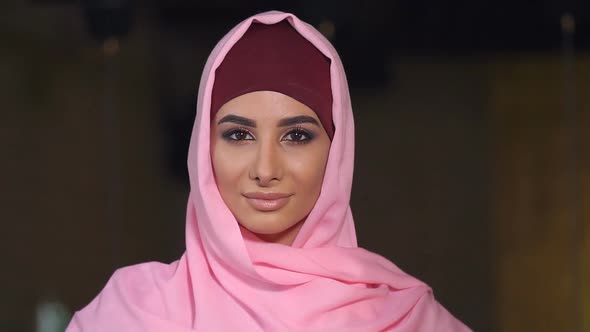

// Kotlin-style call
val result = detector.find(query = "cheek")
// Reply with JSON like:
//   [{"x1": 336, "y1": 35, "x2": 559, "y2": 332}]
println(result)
[
  {"x1": 288, "y1": 144, "x2": 330, "y2": 195},
  {"x1": 211, "y1": 141, "x2": 248, "y2": 194}
]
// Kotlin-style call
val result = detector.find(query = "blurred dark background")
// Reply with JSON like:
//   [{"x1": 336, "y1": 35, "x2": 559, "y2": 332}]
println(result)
[{"x1": 3, "y1": 1, "x2": 589, "y2": 331}]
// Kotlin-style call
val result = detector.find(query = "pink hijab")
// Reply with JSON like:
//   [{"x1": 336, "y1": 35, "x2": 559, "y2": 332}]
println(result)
[{"x1": 68, "y1": 11, "x2": 471, "y2": 331}]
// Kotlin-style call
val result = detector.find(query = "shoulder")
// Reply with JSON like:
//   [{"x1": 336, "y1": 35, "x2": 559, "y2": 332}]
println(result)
[
  {"x1": 406, "y1": 291, "x2": 472, "y2": 332},
  {"x1": 66, "y1": 260, "x2": 180, "y2": 332},
  {"x1": 110, "y1": 260, "x2": 179, "y2": 288}
]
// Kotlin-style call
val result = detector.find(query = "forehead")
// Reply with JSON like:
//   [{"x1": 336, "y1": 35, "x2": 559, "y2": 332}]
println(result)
[{"x1": 214, "y1": 90, "x2": 318, "y2": 122}]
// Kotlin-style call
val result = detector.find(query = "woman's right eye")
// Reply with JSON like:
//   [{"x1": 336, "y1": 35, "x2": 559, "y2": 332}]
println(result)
[{"x1": 222, "y1": 128, "x2": 255, "y2": 142}]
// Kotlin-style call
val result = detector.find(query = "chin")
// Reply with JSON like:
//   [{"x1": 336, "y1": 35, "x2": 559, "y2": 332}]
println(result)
[{"x1": 239, "y1": 213, "x2": 295, "y2": 235}]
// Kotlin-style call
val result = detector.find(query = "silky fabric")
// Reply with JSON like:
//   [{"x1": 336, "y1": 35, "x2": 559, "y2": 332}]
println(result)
[{"x1": 67, "y1": 11, "x2": 471, "y2": 332}]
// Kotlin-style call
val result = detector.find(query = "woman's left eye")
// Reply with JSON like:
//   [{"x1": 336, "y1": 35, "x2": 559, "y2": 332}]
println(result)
[{"x1": 282, "y1": 129, "x2": 313, "y2": 143}]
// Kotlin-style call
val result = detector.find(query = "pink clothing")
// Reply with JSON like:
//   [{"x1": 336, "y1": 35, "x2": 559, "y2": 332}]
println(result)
[{"x1": 68, "y1": 11, "x2": 471, "y2": 331}]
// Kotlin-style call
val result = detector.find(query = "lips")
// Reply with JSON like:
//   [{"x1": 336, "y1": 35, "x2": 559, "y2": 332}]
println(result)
[{"x1": 243, "y1": 192, "x2": 292, "y2": 212}]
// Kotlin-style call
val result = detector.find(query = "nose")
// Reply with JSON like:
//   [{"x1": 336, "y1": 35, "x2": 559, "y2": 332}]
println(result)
[{"x1": 249, "y1": 140, "x2": 283, "y2": 186}]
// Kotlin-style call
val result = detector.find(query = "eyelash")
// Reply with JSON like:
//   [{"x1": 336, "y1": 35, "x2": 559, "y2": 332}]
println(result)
[
  {"x1": 283, "y1": 127, "x2": 315, "y2": 144},
  {"x1": 221, "y1": 127, "x2": 254, "y2": 142},
  {"x1": 221, "y1": 127, "x2": 315, "y2": 144}
]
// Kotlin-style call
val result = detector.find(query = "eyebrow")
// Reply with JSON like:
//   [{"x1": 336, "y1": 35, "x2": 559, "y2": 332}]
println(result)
[
  {"x1": 277, "y1": 115, "x2": 320, "y2": 127},
  {"x1": 217, "y1": 114, "x2": 320, "y2": 128},
  {"x1": 217, "y1": 114, "x2": 256, "y2": 127}
]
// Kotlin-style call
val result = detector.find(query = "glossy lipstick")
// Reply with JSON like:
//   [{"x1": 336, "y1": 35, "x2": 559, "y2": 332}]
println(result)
[{"x1": 243, "y1": 192, "x2": 292, "y2": 212}]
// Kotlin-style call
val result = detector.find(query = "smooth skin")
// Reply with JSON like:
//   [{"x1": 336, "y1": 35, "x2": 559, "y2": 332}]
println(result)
[{"x1": 211, "y1": 90, "x2": 331, "y2": 245}]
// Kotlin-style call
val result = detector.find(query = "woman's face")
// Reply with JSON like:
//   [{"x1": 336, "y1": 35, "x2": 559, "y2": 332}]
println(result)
[{"x1": 211, "y1": 90, "x2": 331, "y2": 245}]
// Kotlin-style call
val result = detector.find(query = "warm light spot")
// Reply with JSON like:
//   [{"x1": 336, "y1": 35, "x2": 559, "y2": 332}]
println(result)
[
  {"x1": 561, "y1": 13, "x2": 575, "y2": 34},
  {"x1": 318, "y1": 20, "x2": 335, "y2": 40},
  {"x1": 102, "y1": 37, "x2": 120, "y2": 57}
]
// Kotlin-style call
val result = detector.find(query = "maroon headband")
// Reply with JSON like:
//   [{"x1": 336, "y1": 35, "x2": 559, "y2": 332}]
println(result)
[{"x1": 211, "y1": 20, "x2": 334, "y2": 139}]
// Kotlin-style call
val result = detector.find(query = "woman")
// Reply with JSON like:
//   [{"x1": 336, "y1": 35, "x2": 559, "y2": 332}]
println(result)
[{"x1": 68, "y1": 11, "x2": 471, "y2": 331}]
